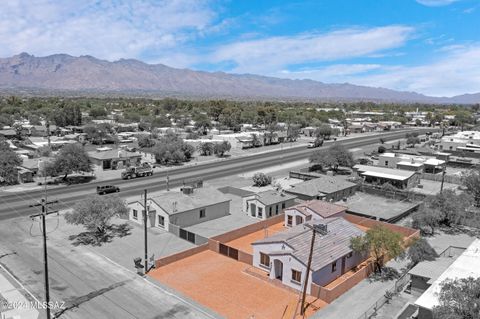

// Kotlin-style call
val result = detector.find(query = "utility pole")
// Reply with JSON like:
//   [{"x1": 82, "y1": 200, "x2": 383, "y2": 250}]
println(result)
[
  {"x1": 166, "y1": 172, "x2": 170, "y2": 191},
  {"x1": 440, "y1": 165, "x2": 447, "y2": 193},
  {"x1": 46, "y1": 121, "x2": 51, "y2": 148},
  {"x1": 29, "y1": 198, "x2": 58, "y2": 319},
  {"x1": 143, "y1": 189, "x2": 149, "y2": 273},
  {"x1": 300, "y1": 224, "x2": 328, "y2": 316}
]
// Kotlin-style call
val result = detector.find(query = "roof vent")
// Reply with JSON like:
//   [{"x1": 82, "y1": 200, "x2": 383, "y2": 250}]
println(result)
[{"x1": 181, "y1": 186, "x2": 194, "y2": 195}]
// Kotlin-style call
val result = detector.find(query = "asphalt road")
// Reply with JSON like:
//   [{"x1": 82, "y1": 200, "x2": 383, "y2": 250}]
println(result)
[{"x1": 0, "y1": 128, "x2": 435, "y2": 220}]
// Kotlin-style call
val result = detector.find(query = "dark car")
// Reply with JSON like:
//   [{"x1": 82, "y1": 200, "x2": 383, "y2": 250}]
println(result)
[{"x1": 96, "y1": 185, "x2": 120, "y2": 195}]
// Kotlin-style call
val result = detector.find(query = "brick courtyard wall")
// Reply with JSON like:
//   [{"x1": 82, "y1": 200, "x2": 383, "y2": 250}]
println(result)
[
  {"x1": 238, "y1": 251, "x2": 253, "y2": 265},
  {"x1": 155, "y1": 243, "x2": 209, "y2": 268},
  {"x1": 211, "y1": 214, "x2": 285, "y2": 243},
  {"x1": 311, "y1": 261, "x2": 375, "y2": 303},
  {"x1": 344, "y1": 213, "x2": 420, "y2": 240}
]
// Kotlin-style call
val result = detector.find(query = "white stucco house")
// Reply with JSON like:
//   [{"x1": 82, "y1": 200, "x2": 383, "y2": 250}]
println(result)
[
  {"x1": 127, "y1": 186, "x2": 231, "y2": 231},
  {"x1": 284, "y1": 200, "x2": 348, "y2": 228},
  {"x1": 242, "y1": 190, "x2": 297, "y2": 220},
  {"x1": 252, "y1": 218, "x2": 366, "y2": 293},
  {"x1": 438, "y1": 131, "x2": 480, "y2": 152}
]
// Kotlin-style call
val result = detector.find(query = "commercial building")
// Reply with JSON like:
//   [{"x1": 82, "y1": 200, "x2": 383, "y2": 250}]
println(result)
[
  {"x1": 242, "y1": 190, "x2": 296, "y2": 220},
  {"x1": 88, "y1": 147, "x2": 142, "y2": 170},
  {"x1": 252, "y1": 218, "x2": 366, "y2": 293},
  {"x1": 378, "y1": 153, "x2": 445, "y2": 173},
  {"x1": 438, "y1": 130, "x2": 480, "y2": 152}
]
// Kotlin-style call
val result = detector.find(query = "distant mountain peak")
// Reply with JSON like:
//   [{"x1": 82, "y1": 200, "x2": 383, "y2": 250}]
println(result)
[{"x1": 0, "y1": 52, "x2": 477, "y2": 104}]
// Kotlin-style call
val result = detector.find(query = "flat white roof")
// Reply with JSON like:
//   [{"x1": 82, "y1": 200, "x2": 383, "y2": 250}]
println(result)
[
  {"x1": 415, "y1": 239, "x2": 480, "y2": 311},
  {"x1": 354, "y1": 165, "x2": 415, "y2": 181},
  {"x1": 397, "y1": 161, "x2": 423, "y2": 167}
]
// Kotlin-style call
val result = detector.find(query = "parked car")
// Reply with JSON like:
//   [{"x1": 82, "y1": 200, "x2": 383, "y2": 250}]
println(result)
[{"x1": 96, "y1": 185, "x2": 120, "y2": 195}]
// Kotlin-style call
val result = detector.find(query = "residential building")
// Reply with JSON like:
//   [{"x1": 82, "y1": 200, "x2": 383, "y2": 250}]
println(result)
[
  {"x1": 284, "y1": 200, "x2": 347, "y2": 227},
  {"x1": 252, "y1": 218, "x2": 366, "y2": 293},
  {"x1": 127, "y1": 186, "x2": 231, "y2": 231},
  {"x1": 353, "y1": 164, "x2": 420, "y2": 189},
  {"x1": 285, "y1": 175, "x2": 357, "y2": 201},
  {"x1": 408, "y1": 257, "x2": 456, "y2": 293},
  {"x1": 242, "y1": 190, "x2": 297, "y2": 220},
  {"x1": 0, "y1": 129, "x2": 16, "y2": 138},
  {"x1": 378, "y1": 153, "x2": 445, "y2": 173},
  {"x1": 415, "y1": 239, "x2": 480, "y2": 319},
  {"x1": 87, "y1": 147, "x2": 142, "y2": 170}
]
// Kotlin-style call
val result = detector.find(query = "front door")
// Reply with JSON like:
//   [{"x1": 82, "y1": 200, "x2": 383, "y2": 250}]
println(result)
[
  {"x1": 274, "y1": 259, "x2": 283, "y2": 280},
  {"x1": 250, "y1": 203, "x2": 256, "y2": 217},
  {"x1": 341, "y1": 256, "x2": 346, "y2": 274}
]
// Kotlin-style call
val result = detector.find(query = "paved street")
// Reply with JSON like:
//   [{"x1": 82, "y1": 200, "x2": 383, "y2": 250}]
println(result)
[{"x1": 0, "y1": 218, "x2": 219, "y2": 319}]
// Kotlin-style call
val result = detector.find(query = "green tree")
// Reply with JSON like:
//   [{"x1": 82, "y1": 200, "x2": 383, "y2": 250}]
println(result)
[
  {"x1": 252, "y1": 172, "x2": 272, "y2": 187},
  {"x1": 214, "y1": 141, "x2": 231, "y2": 157},
  {"x1": 350, "y1": 225, "x2": 404, "y2": 273},
  {"x1": 89, "y1": 107, "x2": 108, "y2": 119},
  {"x1": 407, "y1": 237, "x2": 438, "y2": 266},
  {"x1": 433, "y1": 277, "x2": 480, "y2": 319},
  {"x1": 406, "y1": 132, "x2": 420, "y2": 148},
  {"x1": 0, "y1": 139, "x2": 21, "y2": 185},
  {"x1": 137, "y1": 135, "x2": 156, "y2": 149},
  {"x1": 65, "y1": 195, "x2": 128, "y2": 238},
  {"x1": 151, "y1": 116, "x2": 172, "y2": 128},
  {"x1": 197, "y1": 142, "x2": 215, "y2": 156},
  {"x1": 426, "y1": 190, "x2": 473, "y2": 227},
  {"x1": 315, "y1": 124, "x2": 333, "y2": 139},
  {"x1": 462, "y1": 168, "x2": 480, "y2": 207},
  {"x1": 411, "y1": 207, "x2": 440, "y2": 235},
  {"x1": 194, "y1": 113, "x2": 212, "y2": 135},
  {"x1": 48, "y1": 143, "x2": 92, "y2": 181},
  {"x1": 152, "y1": 134, "x2": 193, "y2": 165},
  {"x1": 309, "y1": 143, "x2": 354, "y2": 171}
]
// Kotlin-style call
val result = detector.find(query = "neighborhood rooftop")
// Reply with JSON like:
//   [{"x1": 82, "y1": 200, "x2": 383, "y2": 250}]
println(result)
[
  {"x1": 288, "y1": 200, "x2": 348, "y2": 218},
  {"x1": 286, "y1": 175, "x2": 357, "y2": 197},
  {"x1": 248, "y1": 189, "x2": 296, "y2": 206},
  {"x1": 143, "y1": 187, "x2": 231, "y2": 215},
  {"x1": 354, "y1": 164, "x2": 417, "y2": 181},
  {"x1": 415, "y1": 239, "x2": 480, "y2": 311},
  {"x1": 253, "y1": 218, "x2": 364, "y2": 271}
]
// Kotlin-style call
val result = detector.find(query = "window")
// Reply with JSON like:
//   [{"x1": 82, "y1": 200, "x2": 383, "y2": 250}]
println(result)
[
  {"x1": 331, "y1": 261, "x2": 337, "y2": 272},
  {"x1": 385, "y1": 161, "x2": 389, "y2": 166},
  {"x1": 287, "y1": 215, "x2": 293, "y2": 226},
  {"x1": 260, "y1": 253, "x2": 270, "y2": 267},
  {"x1": 199, "y1": 209, "x2": 206, "y2": 218},
  {"x1": 282, "y1": 203, "x2": 286, "y2": 209},
  {"x1": 347, "y1": 252, "x2": 353, "y2": 258},
  {"x1": 246, "y1": 203, "x2": 249, "y2": 212},
  {"x1": 276, "y1": 205, "x2": 279, "y2": 214},
  {"x1": 133, "y1": 209, "x2": 138, "y2": 220},
  {"x1": 158, "y1": 215, "x2": 165, "y2": 226},
  {"x1": 268, "y1": 207, "x2": 272, "y2": 217},
  {"x1": 258, "y1": 207, "x2": 263, "y2": 218},
  {"x1": 291, "y1": 269, "x2": 302, "y2": 283}
]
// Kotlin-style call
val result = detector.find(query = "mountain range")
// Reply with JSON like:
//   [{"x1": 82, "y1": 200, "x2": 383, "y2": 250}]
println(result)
[{"x1": 0, "y1": 53, "x2": 478, "y2": 104}]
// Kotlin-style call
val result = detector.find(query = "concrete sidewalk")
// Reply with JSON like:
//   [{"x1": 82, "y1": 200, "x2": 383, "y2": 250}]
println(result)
[
  {"x1": 311, "y1": 258, "x2": 410, "y2": 319},
  {"x1": 0, "y1": 265, "x2": 40, "y2": 319}
]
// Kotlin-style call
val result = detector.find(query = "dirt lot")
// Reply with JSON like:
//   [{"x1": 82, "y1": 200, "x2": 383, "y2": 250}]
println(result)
[{"x1": 149, "y1": 250, "x2": 327, "y2": 319}]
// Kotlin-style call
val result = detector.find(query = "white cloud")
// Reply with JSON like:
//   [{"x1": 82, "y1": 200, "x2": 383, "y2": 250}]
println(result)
[
  {"x1": 279, "y1": 44, "x2": 480, "y2": 97},
  {"x1": 209, "y1": 26, "x2": 414, "y2": 74},
  {"x1": 416, "y1": 0, "x2": 460, "y2": 7},
  {"x1": 0, "y1": 0, "x2": 217, "y2": 62}
]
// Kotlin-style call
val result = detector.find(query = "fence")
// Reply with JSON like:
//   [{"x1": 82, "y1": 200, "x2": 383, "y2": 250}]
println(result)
[
  {"x1": 168, "y1": 223, "x2": 209, "y2": 245},
  {"x1": 359, "y1": 184, "x2": 426, "y2": 202},
  {"x1": 356, "y1": 273, "x2": 411, "y2": 319},
  {"x1": 420, "y1": 172, "x2": 463, "y2": 185}
]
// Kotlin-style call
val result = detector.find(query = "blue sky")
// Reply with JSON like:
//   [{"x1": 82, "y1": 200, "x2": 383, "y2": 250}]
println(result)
[{"x1": 0, "y1": 0, "x2": 479, "y2": 97}]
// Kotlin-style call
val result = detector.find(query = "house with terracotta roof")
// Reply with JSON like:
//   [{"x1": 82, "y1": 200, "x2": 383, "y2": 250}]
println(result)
[
  {"x1": 242, "y1": 190, "x2": 297, "y2": 220},
  {"x1": 252, "y1": 218, "x2": 366, "y2": 293},
  {"x1": 284, "y1": 200, "x2": 348, "y2": 227}
]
